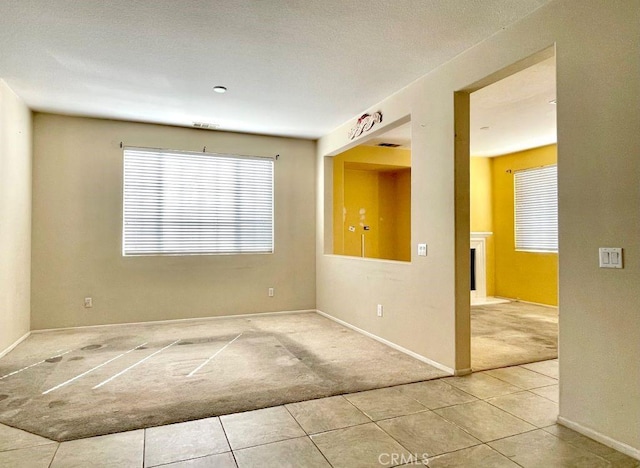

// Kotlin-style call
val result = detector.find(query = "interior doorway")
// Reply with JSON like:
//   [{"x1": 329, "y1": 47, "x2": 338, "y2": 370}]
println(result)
[{"x1": 465, "y1": 52, "x2": 559, "y2": 371}]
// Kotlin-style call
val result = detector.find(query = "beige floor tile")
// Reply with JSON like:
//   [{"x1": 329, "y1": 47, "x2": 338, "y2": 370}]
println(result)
[
  {"x1": 160, "y1": 452, "x2": 237, "y2": 467},
  {"x1": 396, "y1": 380, "x2": 477, "y2": 409},
  {"x1": 234, "y1": 436, "x2": 330, "y2": 468},
  {"x1": 426, "y1": 444, "x2": 519, "y2": 467},
  {"x1": 0, "y1": 444, "x2": 59, "y2": 468},
  {"x1": 485, "y1": 366, "x2": 557, "y2": 389},
  {"x1": 487, "y1": 391, "x2": 558, "y2": 427},
  {"x1": 434, "y1": 401, "x2": 535, "y2": 442},
  {"x1": 530, "y1": 384, "x2": 559, "y2": 403},
  {"x1": 51, "y1": 429, "x2": 144, "y2": 468},
  {"x1": 489, "y1": 429, "x2": 611, "y2": 467},
  {"x1": 344, "y1": 386, "x2": 427, "y2": 421},
  {"x1": 521, "y1": 359, "x2": 559, "y2": 379},
  {"x1": 144, "y1": 417, "x2": 230, "y2": 467},
  {"x1": 443, "y1": 373, "x2": 521, "y2": 399},
  {"x1": 0, "y1": 423, "x2": 54, "y2": 452},
  {"x1": 311, "y1": 422, "x2": 413, "y2": 468},
  {"x1": 543, "y1": 424, "x2": 640, "y2": 467},
  {"x1": 605, "y1": 451, "x2": 640, "y2": 468},
  {"x1": 220, "y1": 406, "x2": 305, "y2": 450},
  {"x1": 286, "y1": 396, "x2": 370, "y2": 434},
  {"x1": 377, "y1": 411, "x2": 481, "y2": 457}
]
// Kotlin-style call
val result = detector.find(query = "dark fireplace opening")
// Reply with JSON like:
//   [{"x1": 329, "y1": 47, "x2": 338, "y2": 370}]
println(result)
[{"x1": 470, "y1": 248, "x2": 476, "y2": 291}]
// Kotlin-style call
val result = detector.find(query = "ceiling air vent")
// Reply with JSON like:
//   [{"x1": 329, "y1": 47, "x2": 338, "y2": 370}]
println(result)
[
  {"x1": 193, "y1": 122, "x2": 220, "y2": 130},
  {"x1": 377, "y1": 142, "x2": 401, "y2": 148}
]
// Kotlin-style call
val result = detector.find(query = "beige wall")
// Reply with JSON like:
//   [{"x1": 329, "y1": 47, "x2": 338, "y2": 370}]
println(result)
[
  {"x1": 317, "y1": 0, "x2": 639, "y2": 455},
  {"x1": 0, "y1": 80, "x2": 32, "y2": 353},
  {"x1": 31, "y1": 114, "x2": 316, "y2": 329}
]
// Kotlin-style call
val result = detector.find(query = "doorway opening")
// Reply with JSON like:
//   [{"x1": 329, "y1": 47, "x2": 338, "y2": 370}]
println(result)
[{"x1": 465, "y1": 52, "x2": 559, "y2": 371}]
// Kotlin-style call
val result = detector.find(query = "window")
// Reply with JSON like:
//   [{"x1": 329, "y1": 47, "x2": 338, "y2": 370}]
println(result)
[
  {"x1": 123, "y1": 147, "x2": 273, "y2": 256},
  {"x1": 514, "y1": 165, "x2": 558, "y2": 252}
]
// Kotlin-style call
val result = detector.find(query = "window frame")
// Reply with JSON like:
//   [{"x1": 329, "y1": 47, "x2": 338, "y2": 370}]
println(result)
[{"x1": 513, "y1": 164, "x2": 558, "y2": 253}]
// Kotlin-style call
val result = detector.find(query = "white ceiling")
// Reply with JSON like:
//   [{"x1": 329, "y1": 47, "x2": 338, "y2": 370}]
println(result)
[
  {"x1": 363, "y1": 57, "x2": 557, "y2": 156},
  {"x1": 470, "y1": 56, "x2": 556, "y2": 156},
  {"x1": 0, "y1": 1, "x2": 551, "y2": 140}
]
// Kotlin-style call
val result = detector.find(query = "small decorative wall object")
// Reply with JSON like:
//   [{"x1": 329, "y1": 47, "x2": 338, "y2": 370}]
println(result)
[{"x1": 348, "y1": 111, "x2": 383, "y2": 140}]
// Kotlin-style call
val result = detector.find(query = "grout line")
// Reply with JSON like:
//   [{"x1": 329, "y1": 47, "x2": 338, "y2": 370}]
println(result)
[
  {"x1": 42, "y1": 343, "x2": 147, "y2": 394},
  {"x1": 142, "y1": 427, "x2": 146, "y2": 468},
  {"x1": 93, "y1": 340, "x2": 178, "y2": 389},
  {"x1": 147, "y1": 451, "x2": 235, "y2": 468},
  {"x1": 217, "y1": 415, "x2": 236, "y2": 460},
  {"x1": 539, "y1": 427, "x2": 622, "y2": 465},
  {"x1": 283, "y1": 405, "x2": 335, "y2": 467},
  {"x1": 47, "y1": 442, "x2": 61, "y2": 468}
]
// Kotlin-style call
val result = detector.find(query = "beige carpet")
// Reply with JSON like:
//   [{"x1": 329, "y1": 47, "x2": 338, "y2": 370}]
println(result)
[
  {"x1": 471, "y1": 301, "x2": 558, "y2": 371},
  {"x1": 0, "y1": 312, "x2": 446, "y2": 441}
]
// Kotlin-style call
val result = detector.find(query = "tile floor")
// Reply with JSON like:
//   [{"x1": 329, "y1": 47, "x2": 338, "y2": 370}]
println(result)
[{"x1": 0, "y1": 359, "x2": 637, "y2": 467}]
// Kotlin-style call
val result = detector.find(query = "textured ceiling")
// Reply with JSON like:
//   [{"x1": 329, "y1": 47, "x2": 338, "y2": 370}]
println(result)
[
  {"x1": 0, "y1": 0, "x2": 550, "y2": 139},
  {"x1": 362, "y1": 57, "x2": 557, "y2": 156},
  {"x1": 471, "y1": 56, "x2": 556, "y2": 156}
]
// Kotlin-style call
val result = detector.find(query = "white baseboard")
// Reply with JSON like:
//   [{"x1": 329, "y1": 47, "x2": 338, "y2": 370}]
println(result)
[
  {"x1": 30, "y1": 309, "x2": 316, "y2": 334},
  {"x1": 557, "y1": 416, "x2": 640, "y2": 461},
  {"x1": 0, "y1": 331, "x2": 31, "y2": 359},
  {"x1": 315, "y1": 309, "x2": 455, "y2": 375}
]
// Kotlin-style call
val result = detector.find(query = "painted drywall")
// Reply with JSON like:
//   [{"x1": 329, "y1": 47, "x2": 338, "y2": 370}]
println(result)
[
  {"x1": 317, "y1": 0, "x2": 639, "y2": 454},
  {"x1": 470, "y1": 156, "x2": 495, "y2": 296},
  {"x1": 332, "y1": 146, "x2": 411, "y2": 260},
  {"x1": 492, "y1": 145, "x2": 558, "y2": 305},
  {"x1": 31, "y1": 114, "x2": 316, "y2": 329},
  {"x1": 0, "y1": 79, "x2": 32, "y2": 353}
]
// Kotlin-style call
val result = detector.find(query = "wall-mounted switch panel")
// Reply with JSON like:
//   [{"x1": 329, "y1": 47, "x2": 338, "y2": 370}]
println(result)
[
  {"x1": 417, "y1": 243, "x2": 427, "y2": 257},
  {"x1": 268, "y1": 288, "x2": 275, "y2": 297},
  {"x1": 377, "y1": 304, "x2": 383, "y2": 317},
  {"x1": 84, "y1": 297, "x2": 93, "y2": 308},
  {"x1": 599, "y1": 248, "x2": 623, "y2": 268}
]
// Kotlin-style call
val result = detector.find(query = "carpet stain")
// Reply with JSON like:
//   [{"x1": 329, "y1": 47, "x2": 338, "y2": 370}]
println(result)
[
  {"x1": 6, "y1": 398, "x2": 27, "y2": 409},
  {"x1": 48, "y1": 401, "x2": 66, "y2": 409},
  {"x1": 69, "y1": 356, "x2": 84, "y2": 361},
  {"x1": 136, "y1": 347, "x2": 148, "y2": 350},
  {"x1": 45, "y1": 356, "x2": 63, "y2": 363},
  {"x1": 81, "y1": 345, "x2": 102, "y2": 351},
  {"x1": 0, "y1": 395, "x2": 8, "y2": 402},
  {"x1": 178, "y1": 342, "x2": 193, "y2": 346}
]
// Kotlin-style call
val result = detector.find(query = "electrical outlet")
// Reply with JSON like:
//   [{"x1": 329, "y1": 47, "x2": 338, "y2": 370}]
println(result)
[
  {"x1": 268, "y1": 288, "x2": 274, "y2": 297},
  {"x1": 84, "y1": 297, "x2": 93, "y2": 308},
  {"x1": 377, "y1": 304, "x2": 383, "y2": 317}
]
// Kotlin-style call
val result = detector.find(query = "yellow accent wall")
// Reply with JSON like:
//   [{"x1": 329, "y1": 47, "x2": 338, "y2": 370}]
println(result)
[
  {"x1": 332, "y1": 146, "x2": 411, "y2": 261},
  {"x1": 492, "y1": 144, "x2": 558, "y2": 305},
  {"x1": 470, "y1": 157, "x2": 495, "y2": 296}
]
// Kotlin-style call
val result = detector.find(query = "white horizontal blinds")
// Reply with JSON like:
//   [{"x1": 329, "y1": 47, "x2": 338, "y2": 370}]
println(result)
[
  {"x1": 514, "y1": 165, "x2": 558, "y2": 252},
  {"x1": 123, "y1": 148, "x2": 273, "y2": 256}
]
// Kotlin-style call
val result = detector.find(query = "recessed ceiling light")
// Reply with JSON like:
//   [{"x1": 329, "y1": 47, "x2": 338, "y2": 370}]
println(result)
[{"x1": 213, "y1": 86, "x2": 227, "y2": 94}]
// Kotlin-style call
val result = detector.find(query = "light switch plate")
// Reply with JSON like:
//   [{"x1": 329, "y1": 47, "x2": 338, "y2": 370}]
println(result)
[
  {"x1": 417, "y1": 243, "x2": 427, "y2": 257},
  {"x1": 599, "y1": 247, "x2": 623, "y2": 268}
]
